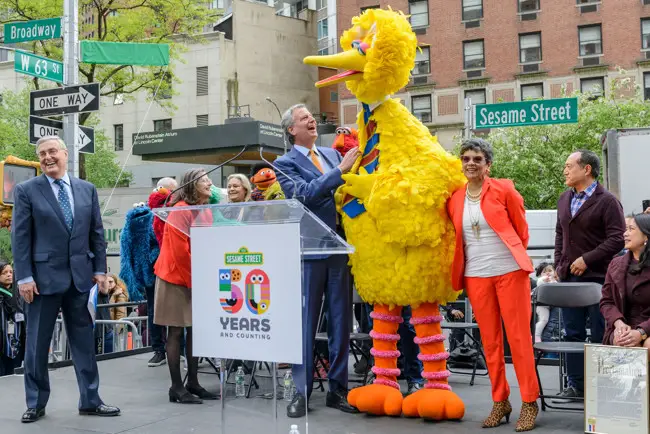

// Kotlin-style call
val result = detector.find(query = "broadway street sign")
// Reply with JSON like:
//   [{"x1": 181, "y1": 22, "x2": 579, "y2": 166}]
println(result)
[
  {"x1": 474, "y1": 97, "x2": 578, "y2": 129},
  {"x1": 29, "y1": 116, "x2": 95, "y2": 154},
  {"x1": 30, "y1": 83, "x2": 100, "y2": 117},
  {"x1": 15, "y1": 51, "x2": 63, "y2": 84},
  {"x1": 4, "y1": 18, "x2": 62, "y2": 44}
]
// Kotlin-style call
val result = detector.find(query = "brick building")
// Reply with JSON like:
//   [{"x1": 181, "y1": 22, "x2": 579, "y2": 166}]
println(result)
[{"x1": 336, "y1": 0, "x2": 650, "y2": 148}]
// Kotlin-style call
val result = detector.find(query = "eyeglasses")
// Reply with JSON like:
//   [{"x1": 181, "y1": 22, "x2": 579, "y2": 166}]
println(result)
[{"x1": 461, "y1": 155, "x2": 485, "y2": 164}]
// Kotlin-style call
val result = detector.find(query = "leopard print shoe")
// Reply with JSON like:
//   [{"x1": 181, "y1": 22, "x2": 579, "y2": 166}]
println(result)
[
  {"x1": 482, "y1": 400, "x2": 512, "y2": 428},
  {"x1": 515, "y1": 401, "x2": 539, "y2": 432}
]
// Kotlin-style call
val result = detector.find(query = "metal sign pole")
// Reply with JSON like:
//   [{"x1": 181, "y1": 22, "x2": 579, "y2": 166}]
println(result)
[
  {"x1": 463, "y1": 97, "x2": 473, "y2": 141},
  {"x1": 63, "y1": 0, "x2": 79, "y2": 178}
]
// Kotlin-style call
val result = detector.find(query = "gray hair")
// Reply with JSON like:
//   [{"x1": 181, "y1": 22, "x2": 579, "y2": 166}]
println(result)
[
  {"x1": 156, "y1": 177, "x2": 177, "y2": 190},
  {"x1": 459, "y1": 138, "x2": 493, "y2": 164},
  {"x1": 35, "y1": 136, "x2": 67, "y2": 155},
  {"x1": 226, "y1": 173, "x2": 252, "y2": 202},
  {"x1": 575, "y1": 149, "x2": 600, "y2": 179},
  {"x1": 281, "y1": 103, "x2": 307, "y2": 146}
]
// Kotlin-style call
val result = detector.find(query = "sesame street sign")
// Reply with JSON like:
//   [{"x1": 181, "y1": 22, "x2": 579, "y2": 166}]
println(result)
[{"x1": 474, "y1": 97, "x2": 578, "y2": 129}]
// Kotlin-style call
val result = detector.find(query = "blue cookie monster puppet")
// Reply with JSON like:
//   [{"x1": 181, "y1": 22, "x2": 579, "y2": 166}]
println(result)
[{"x1": 119, "y1": 195, "x2": 162, "y2": 302}]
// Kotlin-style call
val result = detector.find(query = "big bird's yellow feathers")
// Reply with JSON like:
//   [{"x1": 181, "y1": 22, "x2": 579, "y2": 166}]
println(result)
[{"x1": 305, "y1": 8, "x2": 466, "y2": 308}]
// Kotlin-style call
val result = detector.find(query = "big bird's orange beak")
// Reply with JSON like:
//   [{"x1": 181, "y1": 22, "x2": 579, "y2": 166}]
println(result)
[{"x1": 304, "y1": 49, "x2": 367, "y2": 88}]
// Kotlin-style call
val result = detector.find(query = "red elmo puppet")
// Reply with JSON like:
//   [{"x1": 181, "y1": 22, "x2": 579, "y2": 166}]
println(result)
[
  {"x1": 147, "y1": 187, "x2": 171, "y2": 247},
  {"x1": 332, "y1": 127, "x2": 359, "y2": 157}
]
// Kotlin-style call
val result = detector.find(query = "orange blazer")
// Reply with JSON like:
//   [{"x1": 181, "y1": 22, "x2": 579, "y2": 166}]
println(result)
[
  {"x1": 447, "y1": 177, "x2": 533, "y2": 291},
  {"x1": 154, "y1": 201, "x2": 212, "y2": 289}
]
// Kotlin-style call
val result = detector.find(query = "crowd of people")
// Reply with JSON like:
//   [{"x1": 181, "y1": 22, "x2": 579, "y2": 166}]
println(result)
[{"x1": 0, "y1": 105, "x2": 648, "y2": 432}]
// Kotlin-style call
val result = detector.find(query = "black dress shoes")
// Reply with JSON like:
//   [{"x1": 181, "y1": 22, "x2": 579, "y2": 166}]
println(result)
[
  {"x1": 326, "y1": 389, "x2": 359, "y2": 414},
  {"x1": 21, "y1": 408, "x2": 45, "y2": 423},
  {"x1": 79, "y1": 404, "x2": 121, "y2": 416},
  {"x1": 287, "y1": 394, "x2": 306, "y2": 418},
  {"x1": 405, "y1": 382, "x2": 423, "y2": 396}
]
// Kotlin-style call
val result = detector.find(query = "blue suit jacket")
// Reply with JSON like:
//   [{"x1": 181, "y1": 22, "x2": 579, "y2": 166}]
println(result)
[
  {"x1": 274, "y1": 146, "x2": 343, "y2": 233},
  {"x1": 11, "y1": 174, "x2": 107, "y2": 295}
]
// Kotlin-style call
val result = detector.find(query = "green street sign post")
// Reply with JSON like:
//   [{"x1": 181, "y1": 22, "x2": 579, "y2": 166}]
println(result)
[
  {"x1": 473, "y1": 97, "x2": 578, "y2": 129},
  {"x1": 4, "y1": 18, "x2": 62, "y2": 44},
  {"x1": 14, "y1": 51, "x2": 63, "y2": 84}
]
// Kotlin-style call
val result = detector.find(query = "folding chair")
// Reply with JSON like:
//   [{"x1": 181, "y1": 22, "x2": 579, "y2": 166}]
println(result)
[
  {"x1": 441, "y1": 321, "x2": 488, "y2": 386},
  {"x1": 533, "y1": 281, "x2": 602, "y2": 411}
]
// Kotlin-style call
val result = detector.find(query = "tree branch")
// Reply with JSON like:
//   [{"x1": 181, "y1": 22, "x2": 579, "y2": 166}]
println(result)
[{"x1": 99, "y1": 65, "x2": 129, "y2": 88}]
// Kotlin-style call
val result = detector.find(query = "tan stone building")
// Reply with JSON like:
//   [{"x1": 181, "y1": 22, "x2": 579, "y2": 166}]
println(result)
[{"x1": 336, "y1": 0, "x2": 650, "y2": 148}]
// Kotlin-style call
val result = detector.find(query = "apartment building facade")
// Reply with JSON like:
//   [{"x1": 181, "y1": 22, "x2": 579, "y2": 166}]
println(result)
[{"x1": 336, "y1": 0, "x2": 650, "y2": 148}]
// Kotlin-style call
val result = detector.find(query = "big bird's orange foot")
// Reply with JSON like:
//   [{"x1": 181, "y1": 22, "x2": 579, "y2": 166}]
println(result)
[
  {"x1": 348, "y1": 384, "x2": 403, "y2": 416},
  {"x1": 402, "y1": 388, "x2": 465, "y2": 420}
]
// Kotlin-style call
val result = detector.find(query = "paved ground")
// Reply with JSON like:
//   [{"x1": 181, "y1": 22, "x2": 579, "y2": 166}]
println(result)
[{"x1": 0, "y1": 353, "x2": 584, "y2": 434}]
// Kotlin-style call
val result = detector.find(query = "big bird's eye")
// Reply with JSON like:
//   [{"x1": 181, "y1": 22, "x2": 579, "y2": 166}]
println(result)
[{"x1": 351, "y1": 40, "x2": 368, "y2": 56}]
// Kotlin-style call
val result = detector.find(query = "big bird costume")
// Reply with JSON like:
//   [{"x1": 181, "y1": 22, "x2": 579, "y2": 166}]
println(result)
[{"x1": 304, "y1": 8, "x2": 467, "y2": 419}]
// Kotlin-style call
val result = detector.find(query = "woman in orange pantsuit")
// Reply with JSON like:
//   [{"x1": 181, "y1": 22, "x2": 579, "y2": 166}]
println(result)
[{"x1": 447, "y1": 139, "x2": 539, "y2": 432}]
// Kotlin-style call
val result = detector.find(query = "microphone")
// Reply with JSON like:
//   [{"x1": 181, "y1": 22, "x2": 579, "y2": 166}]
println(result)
[
  {"x1": 163, "y1": 144, "x2": 250, "y2": 207},
  {"x1": 259, "y1": 145, "x2": 304, "y2": 201}
]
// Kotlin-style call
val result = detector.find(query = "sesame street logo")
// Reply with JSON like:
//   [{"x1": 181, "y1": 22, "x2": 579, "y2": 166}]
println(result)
[{"x1": 219, "y1": 247, "x2": 271, "y2": 340}]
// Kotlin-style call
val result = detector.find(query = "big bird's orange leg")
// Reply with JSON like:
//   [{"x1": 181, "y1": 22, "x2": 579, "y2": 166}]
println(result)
[
  {"x1": 402, "y1": 302, "x2": 465, "y2": 420},
  {"x1": 347, "y1": 304, "x2": 403, "y2": 416}
]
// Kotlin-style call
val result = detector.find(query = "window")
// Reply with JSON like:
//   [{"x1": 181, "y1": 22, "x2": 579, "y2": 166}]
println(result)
[
  {"x1": 411, "y1": 95, "x2": 432, "y2": 123},
  {"x1": 360, "y1": 5, "x2": 379, "y2": 12},
  {"x1": 580, "y1": 77, "x2": 604, "y2": 99},
  {"x1": 318, "y1": 48, "x2": 327, "y2": 56},
  {"x1": 642, "y1": 19, "x2": 650, "y2": 50},
  {"x1": 317, "y1": 18, "x2": 328, "y2": 40},
  {"x1": 579, "y1": 25, "x2": 602, "y2": 56},
  {"x1": 316, "y1": 0, "x2": 326, "y2": 10},
  {"x1": 644, "y1": 72, "x2": 650, "y2": 100},
  {"x1": 330, "y1": 91, "x2": 338, "y2": 102},
  {"x1": 465, "y1": 89, "x2": 486, "y2": 105},
  {"x1": 113, "y1": 93, "x2": 124, "y2": 105},
  {"x1": 576, "y1": 0, "x2": 598, "y2": 3},
  {"x1": 0, "y1": 49, "x2": 8, "y2": 62},
  {"x1": 154, "y1": 119, "x2": 172, "y2": 132},
  {"x1": 197, "y1": 66, "x2": 208, "y2": 96},
  {"x1": 462, "y1": 0, "x2": 482, "y2": 21},
  {"x1": 155, "y1": 71, "x2": 172, "y2": 99},
  {"x1": 114, "y1": 124, "x2": 123, "y2": 151},
  {"x1": 521, "y1": 83, "x2": 543, "y2": 100},
  {"x1": 197, "y1": 114, "x2": 209, "y2": 127},
  {"x1": 518, "y1": 0, "x2": 540, "y2": 12},
  {"x1": 412, "y1": 46, "x2": 430, "y2": 75},
  {"x1": 463, "y1": 40, "x2": 485, "y2": 69},
  {"x1": 409, "y1": 0, "x2": 429, "y2": 27},
  {"x1": 519, "y1": 33, "x2": 541, "y2": 63}
]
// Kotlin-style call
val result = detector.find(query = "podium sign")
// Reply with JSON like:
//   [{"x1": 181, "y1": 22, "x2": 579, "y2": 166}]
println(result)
[
  {"x1": 191, "y1": 223, "x2": 303, "y2": 363},
  {"x1": 585, "y1": 344, "x2": 649, "y2": 434}
]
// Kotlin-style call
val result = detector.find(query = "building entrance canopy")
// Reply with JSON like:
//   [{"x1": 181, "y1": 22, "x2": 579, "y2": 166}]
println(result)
[{"x1": 132, "y1": 119, "x2": 286, "y2": 165}]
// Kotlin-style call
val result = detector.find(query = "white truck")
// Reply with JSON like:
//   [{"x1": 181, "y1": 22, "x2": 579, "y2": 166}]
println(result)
[{"x1": 602, "y1": 128, "x2": 650, "y2": 216}]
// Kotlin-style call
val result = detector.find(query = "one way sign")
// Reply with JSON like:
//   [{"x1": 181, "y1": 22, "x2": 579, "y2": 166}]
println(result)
[
  {"x1": 29, "y1": 116, "x2": 95, "y2": 154},
  {"x1": 29, "y1": 83, "x2": 100, "y2": 117}
]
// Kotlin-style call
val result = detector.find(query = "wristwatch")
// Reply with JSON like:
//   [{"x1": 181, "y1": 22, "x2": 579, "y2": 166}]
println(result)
[{"x1": 637, "y1": 328, "x2": 648, "y2": 342}]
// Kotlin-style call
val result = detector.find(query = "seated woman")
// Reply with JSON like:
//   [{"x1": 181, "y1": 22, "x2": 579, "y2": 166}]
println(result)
[{"x1": 600, "y1": 213, "x2": 650, "y2": 348}]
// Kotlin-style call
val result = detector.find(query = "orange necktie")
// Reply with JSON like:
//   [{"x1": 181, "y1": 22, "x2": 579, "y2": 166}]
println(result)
[{"x1": 310, "y1": 148, "x2": 324, "y2": 174}]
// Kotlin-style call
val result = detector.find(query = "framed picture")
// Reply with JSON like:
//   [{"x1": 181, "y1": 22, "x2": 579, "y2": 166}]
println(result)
[{"x1": 585, "y1": 344, "x2": 649, "y2": 434}]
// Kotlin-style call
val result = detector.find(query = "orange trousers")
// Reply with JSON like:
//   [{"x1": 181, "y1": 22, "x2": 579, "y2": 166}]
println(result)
[{"x1": 465, "y1": 269, "x2": 540, "y2": 403}]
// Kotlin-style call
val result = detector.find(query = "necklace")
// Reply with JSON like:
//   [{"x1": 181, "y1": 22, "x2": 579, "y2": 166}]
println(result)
[{"x1": 465, "y1": 189, "x2": 482, "y2": 239}]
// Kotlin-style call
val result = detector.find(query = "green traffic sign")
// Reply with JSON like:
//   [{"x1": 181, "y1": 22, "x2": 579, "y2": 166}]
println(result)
[
  {"x1": 474, "y1": 97, "x2": 578, "y2": 129},
  {"x1": 14, "y1": 51, "x2": 63, "y2": 84},
  {"x1": 4, "y1": 18, "x2": 62, "y2": 44}
]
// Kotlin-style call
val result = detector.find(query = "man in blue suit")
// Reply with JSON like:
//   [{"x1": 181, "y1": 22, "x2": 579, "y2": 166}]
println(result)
[
  {"x1": 274, "y1": 104, "x2": 359, "y2": 418},
  {"x1": 12, "y1": 136, "x2": 120, "y2": 423}
]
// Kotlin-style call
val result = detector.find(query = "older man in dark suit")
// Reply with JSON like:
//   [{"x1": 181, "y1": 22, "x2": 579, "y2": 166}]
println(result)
[
  {"x1": 274, "y1": 104, "x2": 359, "y2": 418},
  {"x1": 553, "y1": 149, "x2": 625, "y2": 402},
  {"x1": 12, "y1": 136, "x2": 120, "y2": 423}
]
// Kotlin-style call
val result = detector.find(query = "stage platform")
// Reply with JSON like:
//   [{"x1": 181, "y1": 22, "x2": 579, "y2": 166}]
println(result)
[{"x1": 0, "y1": 353, "x2": 584, "y2": 433}]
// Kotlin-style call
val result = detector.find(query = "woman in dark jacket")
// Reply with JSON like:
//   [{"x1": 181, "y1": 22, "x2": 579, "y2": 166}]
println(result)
[
  {"x1": 0, "y1": 262, "x2": 25, "y2": 376},
  {"x1": 600, "y1": 213, "x2": 650, "y2": 347}
]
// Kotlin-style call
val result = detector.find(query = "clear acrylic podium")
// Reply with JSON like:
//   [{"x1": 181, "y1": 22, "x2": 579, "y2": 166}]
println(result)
[{"x1": 153, "y1": 199, "x2": 354, "y2": 434}]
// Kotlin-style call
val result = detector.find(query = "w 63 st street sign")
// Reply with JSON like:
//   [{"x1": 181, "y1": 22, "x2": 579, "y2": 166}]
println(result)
[
  {"x1": 14, "y1": 51, "x2": 63, "y2": 84},
  {"x1": 473, "y1": 97, "x2": 578, "y2": 129}
]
